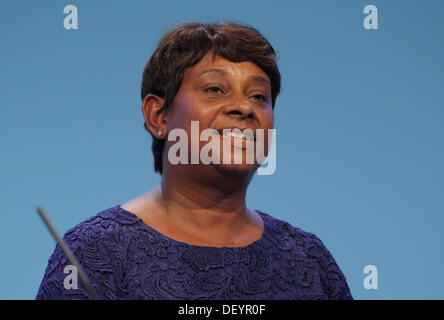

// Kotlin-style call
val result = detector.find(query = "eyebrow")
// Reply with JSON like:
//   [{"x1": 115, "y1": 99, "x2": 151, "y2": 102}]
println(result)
[{"x1": 198, "y1": 68, "x2": 271, "y2": 87}]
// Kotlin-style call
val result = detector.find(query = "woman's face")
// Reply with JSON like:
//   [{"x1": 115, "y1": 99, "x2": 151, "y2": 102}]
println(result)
[{"x1": 164, "y1": 53, "x2": 274, "y2": 175}]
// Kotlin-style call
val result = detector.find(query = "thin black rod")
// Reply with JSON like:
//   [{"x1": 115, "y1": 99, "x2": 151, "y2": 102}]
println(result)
[{"x1": 36, "y1": 206, "x2": 98, "y2": 300}]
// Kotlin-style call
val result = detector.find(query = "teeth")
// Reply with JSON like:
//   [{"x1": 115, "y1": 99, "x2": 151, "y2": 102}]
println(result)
[{"x1": 222, "y1": 131, "x2": 254, "y2": 141}]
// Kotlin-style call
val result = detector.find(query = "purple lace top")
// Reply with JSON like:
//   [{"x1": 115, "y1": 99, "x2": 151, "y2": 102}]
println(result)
[{"x1": 36, "y1": 205, "x2": 353, "y2": 300}]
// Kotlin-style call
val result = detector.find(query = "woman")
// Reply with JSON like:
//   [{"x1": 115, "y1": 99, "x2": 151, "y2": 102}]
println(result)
[{"x1": 36, "y1": 22, "x2": 353, "y2": 300}]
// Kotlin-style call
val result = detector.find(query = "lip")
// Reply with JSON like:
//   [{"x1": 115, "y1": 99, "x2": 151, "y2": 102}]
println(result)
[{"x1": 216, "y1": 126, "x2": 256, "y2": 141}]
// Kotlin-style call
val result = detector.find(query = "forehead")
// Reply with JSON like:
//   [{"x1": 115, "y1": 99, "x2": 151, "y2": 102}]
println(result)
[{"x1": 183, "y1": 54, "x2": 270, "y2": 85}]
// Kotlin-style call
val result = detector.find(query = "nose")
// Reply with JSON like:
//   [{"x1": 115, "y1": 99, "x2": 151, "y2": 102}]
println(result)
[{"x1": 223, "y1": 94, "x2": 256, "y2": 120}]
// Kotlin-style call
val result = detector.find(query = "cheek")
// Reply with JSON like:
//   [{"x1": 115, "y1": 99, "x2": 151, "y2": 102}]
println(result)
[
  {"x1": 260, "y1": 108, "x2": 275, "y2": 129},
  {"x1": 260, "y1": 110, "x2": 275, "y2": 155},
  {"x1": 166, "y1": 94, "x2": 196, "y2": 131},
  {"x1": 166, "y1": 94, "x2": 215, "y2": 150}
]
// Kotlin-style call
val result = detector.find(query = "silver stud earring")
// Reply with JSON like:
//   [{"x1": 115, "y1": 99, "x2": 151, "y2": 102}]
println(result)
[{"x1": 157, "y1": 130, "x2": 162, "y2": 136}]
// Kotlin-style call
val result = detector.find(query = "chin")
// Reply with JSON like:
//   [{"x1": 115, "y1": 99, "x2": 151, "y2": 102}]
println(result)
[
  {"x1": 201, "y1": 147, "x2": 265, "y2": 177},
  {"x1": 211, "y1": 162, "x2": 259, "y2": 177}
]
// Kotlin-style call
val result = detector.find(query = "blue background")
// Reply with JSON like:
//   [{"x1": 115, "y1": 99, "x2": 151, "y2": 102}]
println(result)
[{"x1": 1, "y1": 0, "x2": 443, "y2": 299}]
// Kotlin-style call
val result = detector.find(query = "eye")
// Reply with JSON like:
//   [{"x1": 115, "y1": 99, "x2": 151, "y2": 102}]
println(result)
[
  {"x1": 205, "y1": 87, "x2": 224, "y2": 95},
  {"x1": 252, "y1": 94, "x2": 267, "y2": 102}
]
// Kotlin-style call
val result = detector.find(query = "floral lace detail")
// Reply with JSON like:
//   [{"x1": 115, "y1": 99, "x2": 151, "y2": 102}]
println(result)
[{"x1": 36, "y1": 205, "x2": 353, "y2": 300}]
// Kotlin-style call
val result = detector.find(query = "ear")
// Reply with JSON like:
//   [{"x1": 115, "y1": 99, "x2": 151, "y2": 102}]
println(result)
[{"x1": 142, "y1": 94, "x2": 167, "y2": 138}]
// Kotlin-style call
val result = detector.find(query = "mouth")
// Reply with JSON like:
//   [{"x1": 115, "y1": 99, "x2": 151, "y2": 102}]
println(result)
[{"x1": 216, "y1": 127, "x2": 256, "y2": 142}]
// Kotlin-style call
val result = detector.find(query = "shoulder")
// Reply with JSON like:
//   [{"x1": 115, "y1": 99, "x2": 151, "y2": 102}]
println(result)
[
  {"x1": 56, "y1": 205, "x2": 148, "y2": 267},
  {"x1": 60, "y1": 205, "x2": 144, "y2": 246},
  {"x1": 259, "y1": 210, "x2": 326, "y2": 251},
  {"x1": 68, "y1": 204, "x2": 140, "y2": 232},
  {"x1": 258, "y1": 210, "x2": 353, "y2": 300},
  {"x1": 36, "y1": 205, "x2": 142, "y2": 300}
]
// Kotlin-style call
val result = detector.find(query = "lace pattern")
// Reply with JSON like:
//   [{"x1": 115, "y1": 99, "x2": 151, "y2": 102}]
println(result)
[{"x1": 36, "y1": 205, "x2": 352, "y2": 300}]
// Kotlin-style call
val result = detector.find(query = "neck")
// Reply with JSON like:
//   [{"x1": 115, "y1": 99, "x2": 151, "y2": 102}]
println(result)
[{"x1": 155, "y1": 163, "x2": 256, "y2": 242}]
